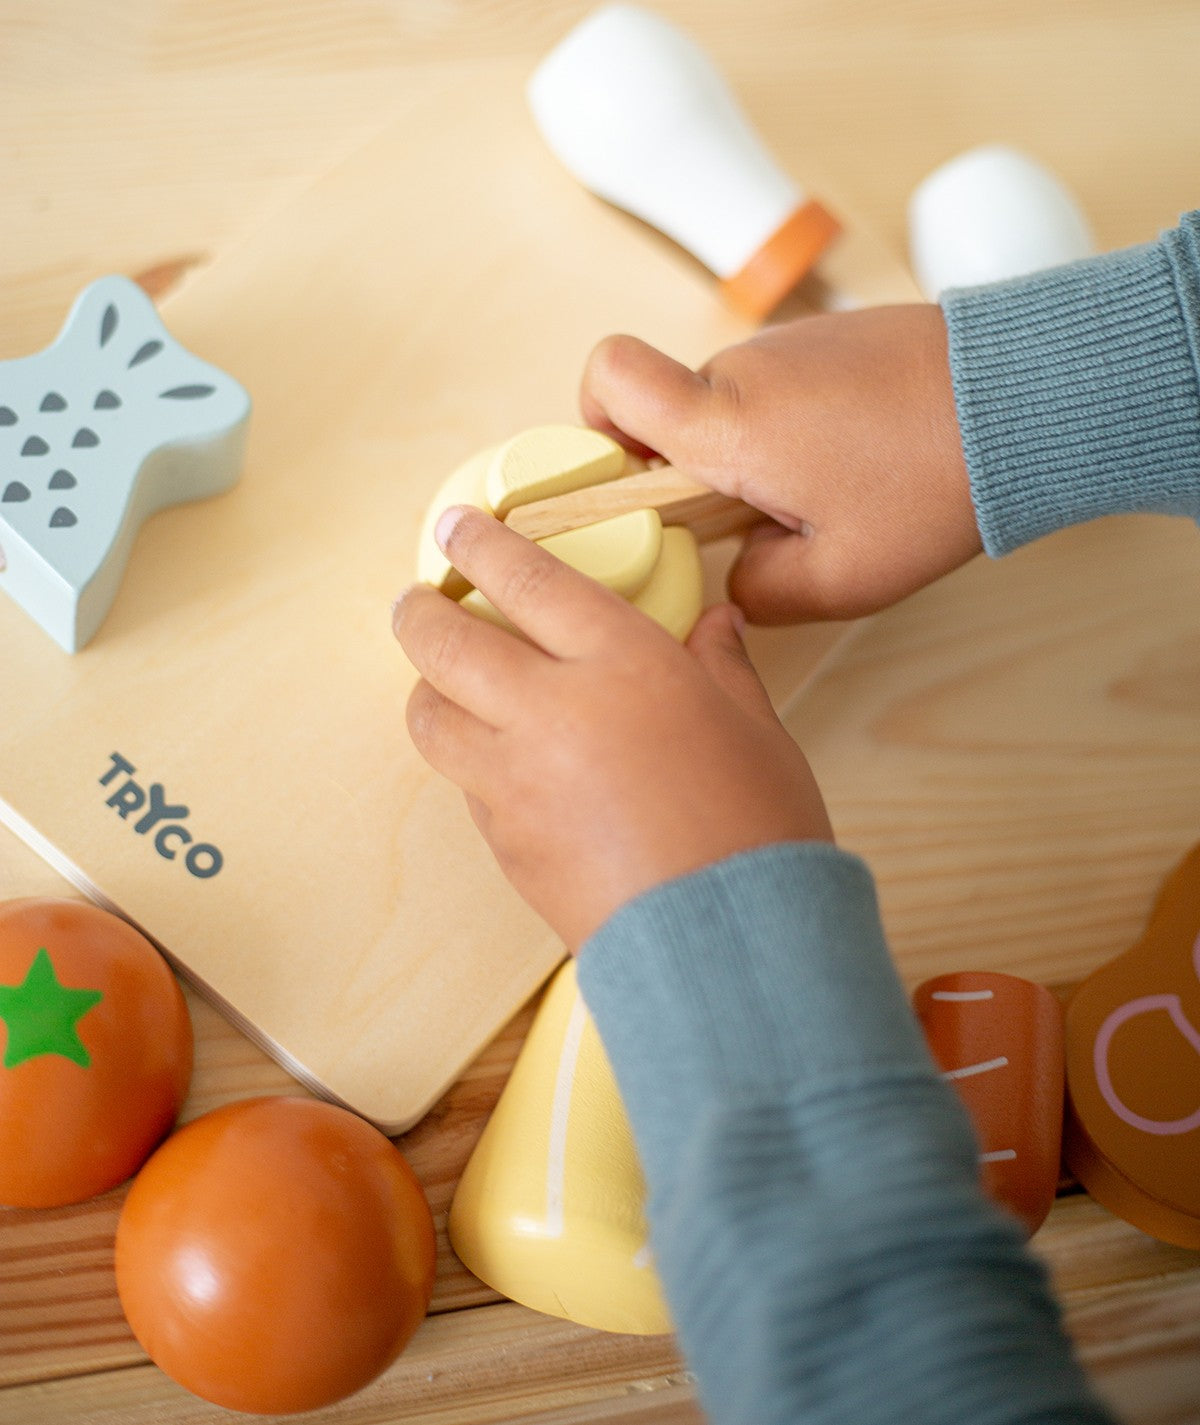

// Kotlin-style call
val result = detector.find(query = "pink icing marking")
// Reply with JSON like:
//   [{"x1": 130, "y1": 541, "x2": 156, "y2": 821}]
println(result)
[{"x1": 1092, "y1": 931, "x2": 1200, "y2": 1136}]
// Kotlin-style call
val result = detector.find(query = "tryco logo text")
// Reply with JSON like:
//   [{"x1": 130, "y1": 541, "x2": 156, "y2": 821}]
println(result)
[{"x1": 99, "y1": 753, "x2": 224, "y2": 879}]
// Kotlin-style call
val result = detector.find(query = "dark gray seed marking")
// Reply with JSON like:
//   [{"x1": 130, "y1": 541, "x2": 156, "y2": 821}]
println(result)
[
  {"x1": 49, "y1": 507, "x2": 78, "y2": 528},
  {"x1": 160, "y1": 384, "x2": 215, "y2": 400},
  {"x1": 49, "y1": 469, "x2": 76, "y2": 490},
  {"x1": 2, "y1": 481, "x2": 30, "y2": 502},
  {"x1": 128, "y1": 340, "x2": 163, "y2": 368},
  {"x1": 100, "y1": 305, "x2": 118, "y2": 347},
  {"x1": 40, "y1": 392, "x2": 67, "y2": 412},
  {"x1": 0, "y1": 407, "x2": 16, "y2": 426},
  {"x1": 71, "y1": 428, "x2": 99, "y2": 448},
  {"x1": 94, "y1": 389, "x2": 121, "y2": 409},
  {"x1": 20, "y1": 436, "x2": 49, "y2": 456}
]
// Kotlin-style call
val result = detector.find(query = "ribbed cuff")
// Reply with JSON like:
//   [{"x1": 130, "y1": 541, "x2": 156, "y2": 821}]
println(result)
[
  {"x1": 942, "y1": 214, "x2": 1200, "y2": 556},
  {"x1": 575, "y1": 842, "x2": 937, "y2": 1194}
]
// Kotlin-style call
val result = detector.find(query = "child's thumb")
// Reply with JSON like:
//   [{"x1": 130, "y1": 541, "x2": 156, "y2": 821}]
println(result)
[
  {"x1": 580, "y1": 335, "x2": 714, "y2": 463},
  {"x1": 728, "y1": 522, "x2": 849, "y2": 624},
  {"x1": 686, "y1": 604, "x2": 776, "y2": 719}
]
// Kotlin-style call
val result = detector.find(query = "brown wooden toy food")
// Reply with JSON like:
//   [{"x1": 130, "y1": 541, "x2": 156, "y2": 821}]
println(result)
[
  {"x1": 1064, "y1": 841, "x2": 1200, "y2": 1248},
  {"x1": 914, "y1": 971, "x2": 1065, "y2": 1235}
]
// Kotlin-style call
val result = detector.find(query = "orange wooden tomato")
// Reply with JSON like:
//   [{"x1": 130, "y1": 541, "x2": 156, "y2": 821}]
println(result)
[
  {"x1": 114, "y1": 1095, "x2": 437, "y2": 1414},
  {"x1": 0, "y1": 897, "x2": 192, "y2": 1207}
]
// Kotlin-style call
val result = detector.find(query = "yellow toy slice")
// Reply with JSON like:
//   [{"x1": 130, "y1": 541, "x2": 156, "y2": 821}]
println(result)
[
  {"x1": 630, "y1": 525, "x2": 704, "y2": 642},
  {"x1": 484, "y1": 425, "x2": 625, "y2": 519},
  {"x1": 448, "y1": 959, "x2": 672, "y2": 1335},
  {"x1": 541, "y1": 507, "x2": 663, "y2": 597}
]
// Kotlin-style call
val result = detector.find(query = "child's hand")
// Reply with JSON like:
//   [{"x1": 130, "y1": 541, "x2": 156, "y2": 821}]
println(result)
[
  {"x1": 581, "y1": 305, "x2": 982, "y2": 623},
  {"x1": 393, "y1": 508, "x2": 832, "y2": 952}
]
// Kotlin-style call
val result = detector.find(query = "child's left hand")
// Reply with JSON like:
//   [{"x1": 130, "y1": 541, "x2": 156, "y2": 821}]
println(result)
[{"x1": 392, "y1": 506, "x2": 832, "y2": 953}]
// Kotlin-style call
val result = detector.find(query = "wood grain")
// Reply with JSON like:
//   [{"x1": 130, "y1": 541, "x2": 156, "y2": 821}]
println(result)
[
  {"x1": 2, "y1": 1, "x2": 1200, "y2": 1421},
  {"x1": 8, "y1": 510, "x2": 1189, "y2": 1422},
  {"x1": 790, "y1": 516, "x2": 1200, "y2": 992},
  {"x1": 1, "y1": 1, "x2": 1195, "y2": 350},
  {"x1": 0, "y1": 58, "x2": 919, "y2": 1134}
]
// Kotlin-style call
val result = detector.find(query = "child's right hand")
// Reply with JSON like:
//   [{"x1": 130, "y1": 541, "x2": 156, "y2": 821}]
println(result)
[{"x1": 580, "y1": 304, "x2": 983, "y2": 624}]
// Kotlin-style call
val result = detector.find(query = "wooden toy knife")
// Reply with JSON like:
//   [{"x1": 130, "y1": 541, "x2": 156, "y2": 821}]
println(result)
[{"x1": 503, "y1": 464, "x2": 761, "y2": 545}]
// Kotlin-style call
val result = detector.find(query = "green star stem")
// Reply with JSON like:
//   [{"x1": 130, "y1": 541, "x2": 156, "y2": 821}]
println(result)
[{"x1": 0, "y1": 947, "x2": 103, "y2": 1069}]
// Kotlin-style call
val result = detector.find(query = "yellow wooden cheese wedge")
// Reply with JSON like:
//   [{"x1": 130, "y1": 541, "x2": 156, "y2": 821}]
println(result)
[
  {"x1": 448, "y1": 960, "x2": 672, "y2": 1335},
  {"x1": 630, "y1": 525, "x2": 703, "y2": 642},
  {"x1": 484, "y1": 425, "x2": 625, "y2": 519},
  {"x1": 541, "y1": 507, "x2": 663, "y2": 597}
]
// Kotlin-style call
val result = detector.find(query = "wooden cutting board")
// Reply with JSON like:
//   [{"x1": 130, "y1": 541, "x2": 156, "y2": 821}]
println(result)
[{"x1": 0, "y1": 60, "x2": 920, "y2": 1130}]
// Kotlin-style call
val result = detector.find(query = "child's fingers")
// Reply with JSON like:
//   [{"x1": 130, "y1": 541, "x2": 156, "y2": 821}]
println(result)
[
  {"x1": 406, "y1": 678, "x2": 497, "y2": 797},
  {"x1": 580, "y1": 334, "x2": 714, "y2": 464},
  {"x1": 433, "y1": 506, "x2": 631, "y2": 659},
  {"x1": 686, "y1": 604, "x2": 777, "y2": 720},
  {"x1": 393, "y1": 582, "x2": 545, "y2": 726}
]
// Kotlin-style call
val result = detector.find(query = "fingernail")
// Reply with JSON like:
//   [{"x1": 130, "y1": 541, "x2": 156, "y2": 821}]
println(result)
[
  {"x1": 729, "y1": 603, "x2": 747, "y2": 636},
  {"x1": 434, "y1": 505, "x2": 468, "y2": 551},
  {"x1": 391, "y1": 584, "x2": 417, "y2": 627}
]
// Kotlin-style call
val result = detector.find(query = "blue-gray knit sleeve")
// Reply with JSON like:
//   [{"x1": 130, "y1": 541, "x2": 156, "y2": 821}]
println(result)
[
  {"x1": 942, "y1": 210, "x2": 1200, "y2": 555},
  {"x1": 577, "y1": 843, "x2": 1115, "y2": 1425}
]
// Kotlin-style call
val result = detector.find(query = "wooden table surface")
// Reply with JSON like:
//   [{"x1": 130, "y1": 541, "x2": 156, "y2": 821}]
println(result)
[{"x1": 3, "y1": 2, "x2": 1200, "y2": 1421}]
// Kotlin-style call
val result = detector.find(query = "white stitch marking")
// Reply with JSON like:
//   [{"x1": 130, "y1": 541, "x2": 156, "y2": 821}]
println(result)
[
  {"x1": 544, "y1": 988, "x2": 589, "y2": 1238},
  {"x1": 942, "y1": 1055, "x2": 1009, "y2": 1080},
  {"x1": 931, "y1": 989, "x2": 994, "y2": 1001}
]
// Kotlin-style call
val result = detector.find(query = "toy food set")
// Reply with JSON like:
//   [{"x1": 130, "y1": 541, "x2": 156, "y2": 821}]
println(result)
[
  {"x1": 0, "y1": 894, "x2": 436, "y2": 1412},
  {"x1": 0, "y1": 57, "x2": 919, "y2": 1132},
  {"x1": 451, "y1": 960, "x2": 1070, "y2": 1336},
  {"x1": 419, "y1": 423, "x2": 764, "y2": 642},
  {"x1": 2, "y1": 16, "x2": 1194, "y2": 1399},
  {"x1": 1064, "y1": 840, "x2": 1200, "y2": 1249},
  {"x1": 0, "y1": 897, "x2": 192, "y2": 1207},
  {"x1": 914, "y1": 970, "x2": 1065, "y2": 1235},
  {"x1": 451, "y1": 840, "x2": 1200, "y2": 1340},
  {"x1": 115, "y1": 1095, "x2": 436, "y2": 1414}
]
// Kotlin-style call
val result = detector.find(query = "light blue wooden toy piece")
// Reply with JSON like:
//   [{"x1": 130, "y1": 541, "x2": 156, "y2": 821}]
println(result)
[{"x1": 0, "y1": 275, "x2": 250, "y2": 651}]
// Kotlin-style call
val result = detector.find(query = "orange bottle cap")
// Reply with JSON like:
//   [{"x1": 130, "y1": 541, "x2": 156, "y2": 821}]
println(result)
[{"x1": 718, "y1": 198, "x2": 841, "y2": 321}]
